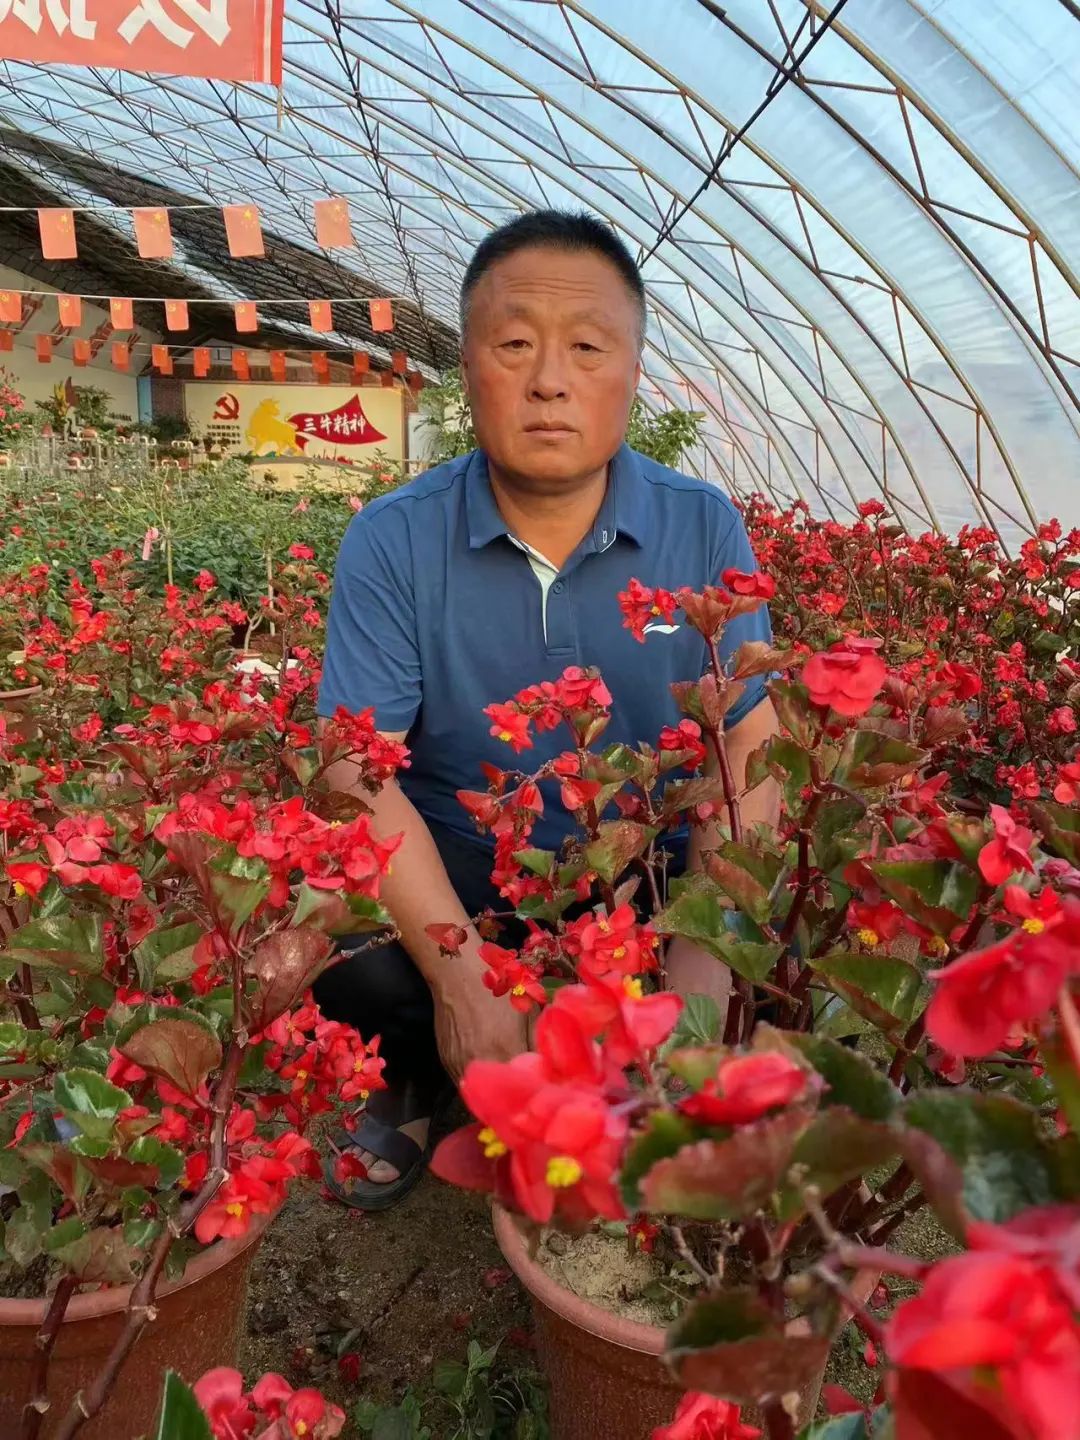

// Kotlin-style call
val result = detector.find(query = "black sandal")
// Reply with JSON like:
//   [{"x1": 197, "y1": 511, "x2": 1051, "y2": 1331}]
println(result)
[{"x1": 324, "y1": 1079, "x2": 454, "y2": 1212}]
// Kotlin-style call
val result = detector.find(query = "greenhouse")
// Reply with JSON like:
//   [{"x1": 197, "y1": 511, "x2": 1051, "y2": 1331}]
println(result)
[{"x1": 0, "y1": 4, "x2": 1078, "y2": 1439}]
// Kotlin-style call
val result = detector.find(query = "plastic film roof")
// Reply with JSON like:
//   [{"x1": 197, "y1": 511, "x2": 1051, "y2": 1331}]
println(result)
[{"x1": 0, "y1": 0, "x2": 1078, "y2": 545}]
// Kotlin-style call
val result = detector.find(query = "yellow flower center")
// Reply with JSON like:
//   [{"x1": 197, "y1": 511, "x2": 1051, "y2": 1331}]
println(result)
[
  {"x1": 650, "y1": 604, "x2": 662, "y2": 615},
  {"x1": 856, "y1": 927, "x2": 880, "y2": 948},
  {"x1": 612, "y1": 945, "x2": 627, "y2": 961},
  {"x1": 927, "y1": 936, "x2": 949, "y2": 958},
  {"x1": 295, "y1": 1069, "x2": 308, "y2": 1081},
  {"x1": 296, "y1": 1426, "x2": 309, "y2": 1437},
  {"x1": 597, "y1": 918, "x2": 610, "y2": 933},
  {"x1": 12, "y1": 882, "x2": 27, "y2": 898},
  {"x1": 511, "y1": 982, "x2": 527, "y2": 996},
  {"x1": 1022, "y1": 917, "x2": 1045, "y2": 935},
  {"x1": 478, "y1": 1126, "x2": 507, "y2": 1158},
  {"x1": 546, "y1": 1155, "x2": 583, "y2": 1188},
  {"x1": 225, "y1": 1202, "x2": 245, "y2": 1218},
  {"x1": 623, "y1": 976, "x2": 643, "y2": 1000},
  {"x1": 498, "y1": 729, "x2": 513, "y2": 742}
]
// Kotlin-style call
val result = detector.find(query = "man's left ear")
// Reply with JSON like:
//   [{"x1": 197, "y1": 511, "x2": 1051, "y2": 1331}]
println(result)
[{"x1": 632, "y1": 358, "x2": 642, "y2": 391}]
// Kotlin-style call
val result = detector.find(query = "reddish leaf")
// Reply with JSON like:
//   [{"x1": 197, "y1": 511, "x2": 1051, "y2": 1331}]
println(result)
[
  {"x1": 666, "y1": 1288, "x2": 830, "y2": 1404},
  {"x1": 582, "y1": 820, "x2": 655, "y2": 885},
  {"x1": 78, "y1": 1154, "x2": 162, "y2": 1189},
  {"x1": 18, "y1": 1142, "x2": 80, "y2": 1201},
  {"x1": 120, "y1": 1017, "x2": 222, "y2": 1098},
  {"x1": 245, "y1": 926, "x2": 334, "y2": 1029},
  {"x1": 51, "y1": 1227, "x2": 138, "y2": 1285},
  {"x1": 640, "y1": 1109, "x2": 808, "y2": 1220}
]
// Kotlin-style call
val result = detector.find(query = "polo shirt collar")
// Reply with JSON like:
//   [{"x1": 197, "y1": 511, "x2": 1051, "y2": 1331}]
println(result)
[{"x1": 465, "y1": 443, "x2": 650, "y2": 551}]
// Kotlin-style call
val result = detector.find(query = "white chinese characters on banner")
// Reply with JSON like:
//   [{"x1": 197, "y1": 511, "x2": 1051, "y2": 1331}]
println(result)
[{"x1": 0, "y1": 0, "x2": 280, "y2": 82}]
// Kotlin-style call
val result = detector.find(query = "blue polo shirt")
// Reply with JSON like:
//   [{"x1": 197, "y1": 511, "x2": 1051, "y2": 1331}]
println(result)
[{"x1": 318, "y1": 445, "x2": 770, "y2": 851}]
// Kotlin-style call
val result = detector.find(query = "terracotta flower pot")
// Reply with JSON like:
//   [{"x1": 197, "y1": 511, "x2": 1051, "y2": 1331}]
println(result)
[
  {"x1": 0, "y1": 1211, "x2": 271, "y2": 1440},
  {"x1": 494, "y1": 1205, "x2": 875, "y2": 1440}
]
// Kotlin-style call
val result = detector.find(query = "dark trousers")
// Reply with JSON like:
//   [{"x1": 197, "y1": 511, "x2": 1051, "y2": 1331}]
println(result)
[
  {"x1": 312, "y1": 819, "x2": 687, "y2": 1101},
  {"x1": 313, "y1": 821, "x2": 506, "y2": 1099}
]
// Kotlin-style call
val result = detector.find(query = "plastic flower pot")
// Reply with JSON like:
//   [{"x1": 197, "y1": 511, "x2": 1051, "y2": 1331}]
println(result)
[
  {"x1": 0, "y1": 1210, "x2": 272, "y2": 1440},
  {"x1": 493, "y1": 1205, "x2": 876, "y2": 1440}
]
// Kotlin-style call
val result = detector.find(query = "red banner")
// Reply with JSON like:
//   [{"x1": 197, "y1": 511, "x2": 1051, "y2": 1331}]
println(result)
[
  {"x1": 288, "y1": 394, "x2": 387, "y2": 451},
  {"x1": 0, "y1": 0, "x2": 283, "y2": 85}
]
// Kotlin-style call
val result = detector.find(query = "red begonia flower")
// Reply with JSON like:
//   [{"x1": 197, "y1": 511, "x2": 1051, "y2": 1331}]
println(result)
[
  {"x1": 677, "y1": 1051, "x2": 810, "y2": 1127},
  {"x1": 651, "y1": 1391, "x2": 761, "y2": 1440}
]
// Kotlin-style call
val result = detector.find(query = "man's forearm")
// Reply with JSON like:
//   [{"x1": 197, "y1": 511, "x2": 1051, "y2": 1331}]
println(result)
[{"x1": 327, "y1": 757, "x2": 484, "y2": 991}]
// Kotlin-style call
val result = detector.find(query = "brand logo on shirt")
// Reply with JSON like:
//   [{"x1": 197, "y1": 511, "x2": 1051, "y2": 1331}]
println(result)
[{"x1": 643, "y1": 622, "x2": 681, "y2": 636}]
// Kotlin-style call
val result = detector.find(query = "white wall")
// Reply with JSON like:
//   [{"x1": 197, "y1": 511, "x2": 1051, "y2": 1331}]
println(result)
[{"x1": 0, "y1": 263, "x2": 161, "y2": 420}]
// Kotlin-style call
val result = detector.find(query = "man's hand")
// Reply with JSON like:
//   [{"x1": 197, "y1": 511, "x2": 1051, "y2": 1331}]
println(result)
[{"x1": 432, "y1": 944, "x2": 528, "y2": 1082}]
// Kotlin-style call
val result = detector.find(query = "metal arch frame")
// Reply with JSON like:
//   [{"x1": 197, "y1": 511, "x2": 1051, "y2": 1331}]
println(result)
[
  {"x1": 705, "y1": 0, "x2": 1080, "y2": 418},
  {"x1": 268, "y1": 34, "x2": 871, "y2": 513},
  {"x1": 321, "y1": 3, "x2": 981, "y2": 528},
  {"x1": 491, "y1": 0, "x2": 1042, "y2": 535},
  {"x1": 2, "y1": 9, "x2": 928, "y2": 521}
]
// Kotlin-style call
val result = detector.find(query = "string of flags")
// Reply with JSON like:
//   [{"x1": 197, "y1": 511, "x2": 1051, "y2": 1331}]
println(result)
[
  {"x1": 29, "y1": 197, "x2": 360, "y2": 263},
  {"x1": 0, "y1": 321, "x2": 421, "y2": 391},
  {"x1": 0, "y1": 288, "x2": 397, "y2": 337}
]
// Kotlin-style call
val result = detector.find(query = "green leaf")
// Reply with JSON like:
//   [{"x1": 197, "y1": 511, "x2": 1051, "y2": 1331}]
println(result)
[
  {"x1": 43, "y1": 1216, "x2": 87, "y2": 1253},
  {"x1": 154, "y1": 1371, "x2": 214, "y2": 1440},
  {"x1": 432, "y1": 1360, "x2": 467, "y2": 1397},
  {"x1": 513, "y1": 847, "x2": 556, "y2": 878},
  {"x1": 704, "y1": 850, "x2": 772, "y2": 924},
  {"x1": 654, "y1": 877, "x2": 781, "y2": 982},
  {"x1": 1029, "y1": 801, "x2": 1080, "y2": 866},
  {"x1": 640, "y1": 1110, "x2": 809, "y2": 1220},
  {"x1": 208, "y1": 867, "x2": 269, "y2": 934},
  {"x1": 906, "y1": 1088, "x2": 1080, "y2": 1222},
  {"x1": 778, "y1": 1109, "x2": 899, "y2": 1220},
  {"x1": 810, "y1": 952, "x2": 923, "y2": 1034},
  {"x1": 812, "y1": 798, "x2": 866, "y2": 873},
  {"x1": 666, "y1": 1288, "x2": 830, "y2": 1404},
  {"x1": 127, "y1": 1136, "x2": 185, "y2": 1189},
  {"x1": 53, "y1": 1068, "x2": 131, "y2": 1140},
  {"x1": 0, "y1": 1022, "x2": 28, "y2": 1053},
  {"x1": 582, "y1": 821, "x2": 655, "y2": 885},
  {"x1": 870, "y1": 860, "x2": 979, "y2": 940},
  {"x1": 799, "y1": 1413, "x2": 880, "y2": 1440},
  {"x1": 833, "y1": 729, "x2": 926, "y2": 789},
  {"x1": 620, "y1": 1110, "x2": 698, "y2": 1210},
  {"x1": 4, "y1": 913, "x2": 104, "y2": 974},
  {"x1": 666, "y1": 993, "x2": 721, "y2": 1048},
  {"x1": 134, "y1": 921, "x2": 204, "y2": 989},
  {"x1": 784, "y1": 1033, "x2": 899, "y2": 1121}
]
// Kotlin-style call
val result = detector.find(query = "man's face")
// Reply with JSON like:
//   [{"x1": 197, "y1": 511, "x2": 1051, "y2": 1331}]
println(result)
[{"x1": 460, "y1": 245, "x2": 642, "y2": 492}]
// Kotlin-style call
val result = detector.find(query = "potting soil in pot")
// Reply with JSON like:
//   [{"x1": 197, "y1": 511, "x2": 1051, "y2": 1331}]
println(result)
[{"x1": 536, "y1": 1226, "x2": 692, "y2": 1329}]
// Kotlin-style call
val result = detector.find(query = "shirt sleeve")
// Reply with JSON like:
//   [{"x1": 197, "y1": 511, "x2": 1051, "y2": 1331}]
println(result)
[
  {"x1": 316, "y1": 510, "x2": 422, "y2": 733},
  {"x1": 713, "y1": 505, "x2": 773, "y2": 730}
]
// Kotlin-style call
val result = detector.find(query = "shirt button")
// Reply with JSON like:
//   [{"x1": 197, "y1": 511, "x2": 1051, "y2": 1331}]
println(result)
[{"x1": 552, "y1": 581, "x2": 564, "y2": 594}]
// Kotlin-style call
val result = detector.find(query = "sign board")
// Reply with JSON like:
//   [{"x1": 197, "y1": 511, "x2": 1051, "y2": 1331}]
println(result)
[
  {"x1": 184, "y1": 382, "x2": 405, "y2": 467},
  {"x1": 0, "y1": 0, "x2": 283, "y2": 84}
]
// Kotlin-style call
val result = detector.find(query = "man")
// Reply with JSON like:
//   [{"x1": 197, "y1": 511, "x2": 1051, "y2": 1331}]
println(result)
[{"x1": 315, "y1": 210, "x2": 779, "y2": 1209}]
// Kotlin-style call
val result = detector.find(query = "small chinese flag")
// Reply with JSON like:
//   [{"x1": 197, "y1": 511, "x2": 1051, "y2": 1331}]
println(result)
[
  {"x1": 352, "y1": 350, "x2": 369, "y2": 374},
  {"x1": 165, "y1": 300, "x2": 189, "y2": 332},
  {"x1": 151, "y1": 345, "x2": 172, "y2": 375},
  {"x1": 58, "y1": 294, "x2": 82, "y2": 328},
  {"x1": 112, "y1": 341, "x2": 130, "y2": 371},
  {"x1": 38, "y1": 208, "x2": 77, "y2": 260},
  {"x1": 391, "y1": 349, "x2": 407, "y2": 374},
  {"x1": 269, "y1": 350, "x2": 286, "y2": 381},
  {"x1": 381, "y1": 368, "x2": 395, "y2": 388},
  {"x1": 73, "y1": 338, "x2": 91, "y2": 367},
  {"x1": 36, "y1": 334, "x2": 52, "y2": 363},
  {"x1": 311, "y1": 351, "x2": 329, "y2": 381},
  {"x1": 308, "y1": 300, "x2": 333, "y2": 333},
  {"x1": 192, "y1": 347, "x2": 211, "y2": 378},
  {"x1": 110, "y1": 298, "x2": 134, "y2": 330},
  {"x1": 408, "y1": 370, "x2": 425, "y2": 393},
  {"x1": 234, "y1": 301, "x2": 258, "y2": 333},
  {"x1": 232, "y1": 349, "x2": 250, "y2": 380},
  {"x1": 369, "y1": 298, "x2": 393, "y2": 332},
  {"x1": 133, "y1": 207, "x2": 174, "y2": 260},
  {"x1": 0, "y1": 291, "x2": 21, "y2": 324},
  {"x1": 223, "y1": 204, "x2": 265, "y2": 258},
  {"x1": 0, "y1": 331, "x2": 12, "y2": 353},
  {"x1": 314, "y1": 196, "x2": 355, "y2": 250}
]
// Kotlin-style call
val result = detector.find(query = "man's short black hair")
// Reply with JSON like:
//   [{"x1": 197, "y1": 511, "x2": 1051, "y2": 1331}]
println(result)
[{"x1": 460, "y1": 209, "x2": 646, "y2": 346}]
